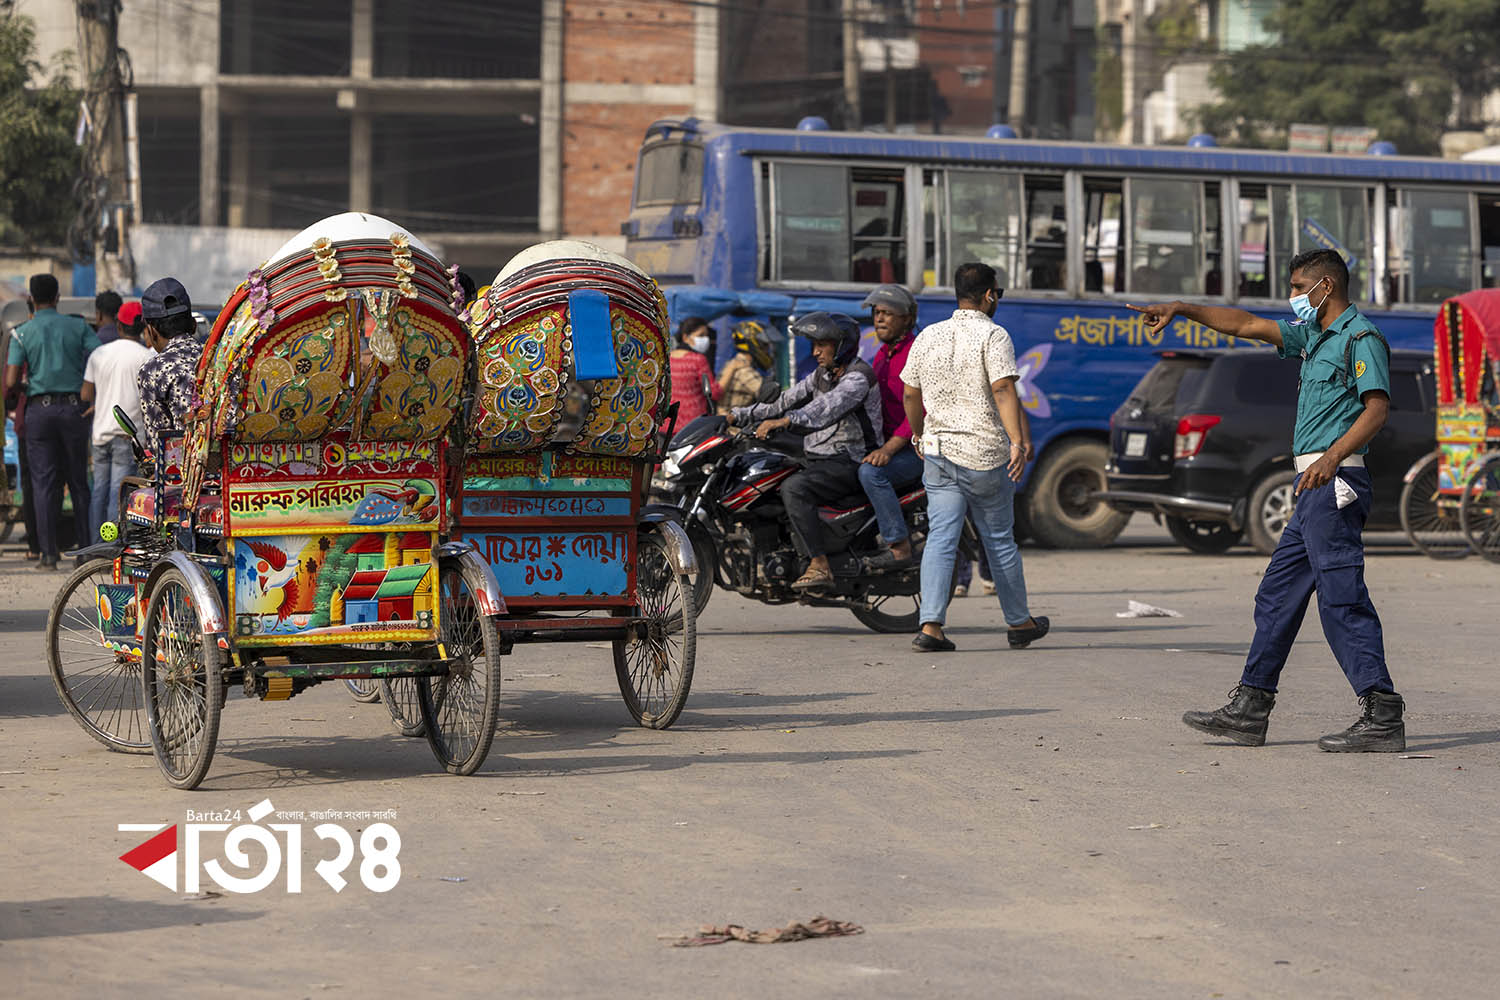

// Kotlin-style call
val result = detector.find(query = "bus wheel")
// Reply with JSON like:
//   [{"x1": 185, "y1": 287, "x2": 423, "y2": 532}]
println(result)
[{"x1": 1027, "y1": 439, "x2": 1129, "y2": 549}]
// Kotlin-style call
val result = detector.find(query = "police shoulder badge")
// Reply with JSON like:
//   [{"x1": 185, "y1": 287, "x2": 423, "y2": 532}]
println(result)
[{"x1": 1354, "y1": 359, "x2": 1367, "y2": 378}]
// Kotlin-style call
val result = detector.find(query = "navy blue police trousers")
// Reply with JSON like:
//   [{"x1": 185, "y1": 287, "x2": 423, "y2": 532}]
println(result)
[{"x1": 1240, "y1": 467, "x2": 1394, "y2": 696}]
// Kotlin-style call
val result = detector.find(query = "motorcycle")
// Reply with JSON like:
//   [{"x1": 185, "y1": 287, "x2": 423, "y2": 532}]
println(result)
[{"x1": 651, "y1": 412, "x2": 975, "y2": 633}]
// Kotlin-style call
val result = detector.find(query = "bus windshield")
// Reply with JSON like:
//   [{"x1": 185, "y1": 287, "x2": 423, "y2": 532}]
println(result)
[{"x1": 635, "y1": 142, "x2": 704, "y2": 207}]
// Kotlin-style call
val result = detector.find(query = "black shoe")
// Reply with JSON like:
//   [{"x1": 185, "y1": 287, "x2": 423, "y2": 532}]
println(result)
[
  {"x1": 864, "y1": 548, "x2": 914, "y2": 572},
  {"x1": 1318, "y1": 691, "x2": 1406, "y2": 753},
  {"x1": 34, "y1": 556, "x2": 59, "y2": 572},
  {"x1": 1182, "y1": 684, "x2": 1275, "y2": 746},
  {"x1": 911, "y1": 632, "x2": 956, "y2": 652},
  {"x1": 1007, "y1": 615, "x2": 1050, "y2": 649}
]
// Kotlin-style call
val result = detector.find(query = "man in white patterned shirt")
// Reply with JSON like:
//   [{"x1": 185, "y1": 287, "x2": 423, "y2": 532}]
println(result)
[{"x1": 901, "y1": 262, "x2": 1050, "y2": 653}]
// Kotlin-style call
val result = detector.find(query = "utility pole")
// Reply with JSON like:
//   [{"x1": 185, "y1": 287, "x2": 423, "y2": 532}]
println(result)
[
  {"x1": 884, "y1": 41, "x2": 897, "y2": 132},
  {"x1": 1006, "y1": 0, "x2": 1031, "y2": 135},
  {"x1": 76, "y1": 0, "x2": 134, "y2": 293},
  {"x1": 842, "y1": 0, "x2": 861, "y2": 129}
]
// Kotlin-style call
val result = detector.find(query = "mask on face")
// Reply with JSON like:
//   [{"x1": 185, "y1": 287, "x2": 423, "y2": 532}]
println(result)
[
  {"x1": 1289, "y1": 279, "x2": 1330, "y2": 325},
  {"x1": 689, "y1": 335, "x2": 710, "y2": 354}
]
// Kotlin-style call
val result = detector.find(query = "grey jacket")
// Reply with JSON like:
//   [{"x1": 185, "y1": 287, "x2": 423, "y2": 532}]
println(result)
[{"x1": 732, "y1": 358, "x2": 883, "y2": 460}]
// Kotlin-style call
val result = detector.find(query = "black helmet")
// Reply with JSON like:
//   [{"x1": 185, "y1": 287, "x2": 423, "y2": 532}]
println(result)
[{"x1": 790, "y1": 311, "x2": 861, "y2": 368}]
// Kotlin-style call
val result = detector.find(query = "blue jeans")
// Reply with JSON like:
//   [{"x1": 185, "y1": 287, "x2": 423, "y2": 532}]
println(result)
[
  {"x1": 918, "y1": 454, "x2": 1031, "y2": 628},
  {"x1": 1241, "y1": 468, "x2": 1392, "y2": 696},
  {"x1": 91, "y1": 435, "x2": 137, "y2": 540},
  {"x1": 857, "y1": 445, "x2": 925, "y2": 544}
]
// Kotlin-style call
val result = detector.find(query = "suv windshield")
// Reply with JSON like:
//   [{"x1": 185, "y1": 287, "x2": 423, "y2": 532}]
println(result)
[
  {"x1": 1126, "y1": 356, "x2": 1211, "y2": 413},
  {"x1": 635, "y1": 142, "x2": 704, "y2": 207}
]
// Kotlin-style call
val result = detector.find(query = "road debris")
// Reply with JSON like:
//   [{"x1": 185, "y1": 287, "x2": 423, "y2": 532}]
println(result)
[
  {"x1": 1116, "y1": 600, "x2": 1182, "y2": 618},
  {"x1": 665, "y1": 915, "x2": 864, "y2": 947}
]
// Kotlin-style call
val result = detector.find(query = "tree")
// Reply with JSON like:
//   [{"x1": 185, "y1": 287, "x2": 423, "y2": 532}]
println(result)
[
  {"x1": 1195, "y1": 0, "x2": 1500, "y2": 155},
  {"x1": 0, "y1": 3, "x2": 80, "y2": 249}
]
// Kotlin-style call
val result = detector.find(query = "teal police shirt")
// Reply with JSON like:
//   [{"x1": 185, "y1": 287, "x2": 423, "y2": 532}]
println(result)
[
  {"x1": 6, "y1": 307, "x2": 100, "y2": 395},
  {"x1": 1275, "y1": 304, "x2": 1390, "y2": 456}
]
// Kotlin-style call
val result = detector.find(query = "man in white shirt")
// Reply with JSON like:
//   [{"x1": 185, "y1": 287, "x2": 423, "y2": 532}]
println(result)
[
  {"x1": 901, "y1": 262, "x2": 1050, "y2": 653},
  {"x1": 82, "y1": 301, "x2": 151, "y2": 539}
]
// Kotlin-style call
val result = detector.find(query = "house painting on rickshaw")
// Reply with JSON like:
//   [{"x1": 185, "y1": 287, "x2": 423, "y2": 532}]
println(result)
[{"x1": 233, "y1": 529, "x2": 435, "y2": 638}]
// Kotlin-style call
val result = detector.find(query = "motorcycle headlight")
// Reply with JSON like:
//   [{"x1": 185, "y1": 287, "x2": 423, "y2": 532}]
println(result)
[{"x1": 661, "y1": 456, "x2": 681, "y2": 478}]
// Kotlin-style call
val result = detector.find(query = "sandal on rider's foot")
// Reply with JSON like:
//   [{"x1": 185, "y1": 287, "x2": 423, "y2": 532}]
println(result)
[{"x1": 791, "y1": 566, "x2": 834, "y2": 591}]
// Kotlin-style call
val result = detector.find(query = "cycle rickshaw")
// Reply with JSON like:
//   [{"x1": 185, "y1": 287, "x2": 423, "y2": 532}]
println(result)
[
  {"x1": 454, "y1": 240, "x2": 699, "y2": 728},
  {"x1": 1399, "y1": 289, "x2": 1500, "y2": 559},
  {"x1": 46, "y1": 212, "x2": 506, "y2": 788}
]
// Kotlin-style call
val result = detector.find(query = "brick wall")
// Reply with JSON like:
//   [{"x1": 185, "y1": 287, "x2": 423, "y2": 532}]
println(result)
[
  {"x1": 562, "y1": 101, "x2": 691, "y2": 237},
  {"x1": 563, "y1": 1, "x2": 694, "y2": 85}
]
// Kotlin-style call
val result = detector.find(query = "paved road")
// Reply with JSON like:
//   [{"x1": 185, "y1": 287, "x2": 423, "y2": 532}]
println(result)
[{"x1": 2, "y1": 523, "x2": 1497, "y2": 998}]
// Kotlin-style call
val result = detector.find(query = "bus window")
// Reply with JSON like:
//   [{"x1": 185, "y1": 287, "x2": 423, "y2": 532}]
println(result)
[
  {"x1": 1294, "y1": 184, "x2": 1371, "y2": 300},
  {"x1": 947, "y1": 170, "x2": 1023, "y2": 292},
  {"x1": 1389, "y1": 189, "x2": 1474, "y2": 303},
  {"x1": 1129, "y1": 177, "x2": 1202, "y2": 296},
  {"x1": 1082, "y1": 177, "x2": 1122, "y2": 293},
  {"x1": 635, "y1": 142, "x2": 703, "y2": 207},
  {"x1": 850, "y1": 167, "x2": 906, "y2": 284},
  {"x1": 1026, "y1": 176, "x2": 1067, "y2": 290},
  {"x1": 771, "y1": 162, "x2": 849, "y2": 282},
  {"x1": 1205, "y1": 183, "x2": 1223, "y2": 295},
  {"x1": 765, "y1": 162, "x2": 904, "y2": 284},
  {"x1": 1478, "y1": 195, "x2": 1500, "y2": 288}
]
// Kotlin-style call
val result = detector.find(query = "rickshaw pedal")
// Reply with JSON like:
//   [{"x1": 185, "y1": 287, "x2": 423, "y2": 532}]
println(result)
[{"x1": 262, "y1": 677, "x2": 295, "y2": 701}]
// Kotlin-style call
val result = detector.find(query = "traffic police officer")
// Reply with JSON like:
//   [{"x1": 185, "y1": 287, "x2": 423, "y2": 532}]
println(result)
[{"x1": 1128, "y1": 248, "x2": 1406, "y2": 753}]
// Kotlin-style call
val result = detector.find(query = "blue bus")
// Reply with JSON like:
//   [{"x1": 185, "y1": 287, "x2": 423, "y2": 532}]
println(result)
[{"x1": 621, "y1": 119, "x2": 1500, "y2": 547}]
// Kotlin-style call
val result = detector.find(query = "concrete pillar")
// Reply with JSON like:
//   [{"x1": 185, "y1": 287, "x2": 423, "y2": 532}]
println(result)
[
  {"x1": 227, "y1": 112, "x2": 251, "y2": 228},
  {"x1": 349, "y1": 0, "x2": 375, "y2": 212},
  {"x1": 693, "y1": 0, "x2": 720, "y2": 121},
  {"x1": 538, "y1": 0, "x2": 563, "y2": 238},
  {"x1": 199, "y1": 83, "x2": 220, "y2": 226}
]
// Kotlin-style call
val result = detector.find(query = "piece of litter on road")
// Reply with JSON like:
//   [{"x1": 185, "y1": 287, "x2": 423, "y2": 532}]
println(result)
[
  {"x1": 1115, "y1": 716, "x2": 1144, "y2": 721},
  {"x1": 497, "y1": 790, "x2": 546, "y2": 795},
  {"x1": 1127, "y1": 823, "x2": 1166, "y2": 830},
  {"x1": 780, "y1": 729, "x2": 796, "y2": 733},
  {"x1": 1399, "y1": 754, "x2": 1434, "y2": 759},
  {"x1": 516, "y1": 672, "x2": 561, "y2": 678},
  {"x1": 0, "y1": 770, "x2": 23, "y2": 775},
  {"x1": 674, "y1": 821, "x2": 689, "y2": 826},
  {"x1": 1116, "y1": 600, "x2": 1182, "y2": 618},
  {"x1": 584, "y1": 642, "x2": 611, "y2": 649},
  {"x1": 439, "y1": 876, "x2": 467, "y2": 883},
  {"x1": 666, "y1": 915, "x2": 864, "y2": 947},
  {"x1": 290, "y1": 718, "x2": 325, "y2": 722},
  {"x1": 182, "y1": 891, "x2": 222, "y2": 901}
]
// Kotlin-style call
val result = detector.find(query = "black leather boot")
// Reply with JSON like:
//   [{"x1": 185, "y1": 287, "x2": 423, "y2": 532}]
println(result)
[
  {"x1": 1317, "y1": 691, "x2": 1406, "y2": 753},
  {"x1": 1182, "y1": 685, "x2": 1275, "y2": 746}
]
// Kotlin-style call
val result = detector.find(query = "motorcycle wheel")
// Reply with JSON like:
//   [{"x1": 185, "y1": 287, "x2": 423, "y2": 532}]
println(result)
[
  {"x1": 688, "y1": 526, "x2": 715, "y2": 618},
  {"x1": 850, "y1": 593, "x2": 920, "y2": 633}
]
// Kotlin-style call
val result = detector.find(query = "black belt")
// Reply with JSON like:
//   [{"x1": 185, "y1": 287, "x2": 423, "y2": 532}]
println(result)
[{"x1": 30, "y1": 392, "x2": 81, "y2": 405}]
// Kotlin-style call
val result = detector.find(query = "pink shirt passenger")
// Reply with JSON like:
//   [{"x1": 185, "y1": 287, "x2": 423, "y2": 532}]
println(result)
[
  {"x1": 669, "y1": 349, "x2": 721, "y2": 423},
  {"x1": 871, "y1": 331, "x2": 914, "y2": 440}
]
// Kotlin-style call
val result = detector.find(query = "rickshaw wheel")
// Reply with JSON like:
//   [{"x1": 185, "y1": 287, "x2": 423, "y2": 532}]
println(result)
[
  {"x1": 141, "y1": 567, "x2": 224, "y2": 790},
  {"x1": 1459, "y1": 454, "x2": 1500, "y2": 564},
  {"x1": 380, "y1": 677, "x2": 425, "y2": 737},
  {"x1": 344, "y1": 677, "x2": 382, "y2": 703},
  {"x1": 47, "y1": 557, "x2": 152, "y2": 753},
  {"x1": 614, "y1": 531, "x2": 696, "y2": 729},
  {"x1": 1399, "y1": 452, "x2": 1470, "y2": 559},
  {"x1": 418, "y1": 560, "x2": 502, "y2": 775}
]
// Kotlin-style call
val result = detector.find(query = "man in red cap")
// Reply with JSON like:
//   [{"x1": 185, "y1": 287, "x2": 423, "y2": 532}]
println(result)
[{"x1": 81, "y1": 301, "x2": 151, "y2": 539}]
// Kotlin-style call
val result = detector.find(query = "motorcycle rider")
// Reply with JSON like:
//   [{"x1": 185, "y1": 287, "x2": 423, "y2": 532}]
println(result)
[
  {"x1": 717, "y1": 319, "x2": 777, "y2": 413},
  {"x1": 727, "y1": 312, "x2": 883, "y2": 590},
  {"x1": 857, "y1": 284, "x2": 924, "y2": 570}
]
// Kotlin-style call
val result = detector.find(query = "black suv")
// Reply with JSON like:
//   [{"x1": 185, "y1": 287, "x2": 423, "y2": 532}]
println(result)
[{"x1": 1100, "y1": 348, "x2": 1435, "y2": 554}]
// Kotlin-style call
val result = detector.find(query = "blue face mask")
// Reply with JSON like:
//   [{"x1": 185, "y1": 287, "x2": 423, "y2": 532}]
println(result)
[{"x1": 1289, "y1": 280, "x2": 1330, "y2": 325}]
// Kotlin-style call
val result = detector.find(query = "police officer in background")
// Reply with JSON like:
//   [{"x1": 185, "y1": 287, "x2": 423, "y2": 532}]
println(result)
[
  {"x1": 4, "y1": 274, "x2": 98, "y2": 569},
  {"x1": 1129, "y1": 249, "x2": 1406, "y2": 753}
]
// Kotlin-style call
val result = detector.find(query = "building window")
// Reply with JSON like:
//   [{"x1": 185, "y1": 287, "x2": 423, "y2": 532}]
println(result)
[{"x1": 220, "y1": 0, "x2": 353, "y2": 76}]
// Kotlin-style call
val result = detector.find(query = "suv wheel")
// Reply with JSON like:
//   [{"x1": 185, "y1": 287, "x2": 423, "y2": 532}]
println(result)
[
  {"x1": 1165, "y1": 516, "x2": 1242, "y2": 554},
  {"x1": 1028, "y1": 439, "x2": 1130, "y2": 548},
  {"x1": 1246, "y1": 470, "x2": 1296, "y2": 556}
]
